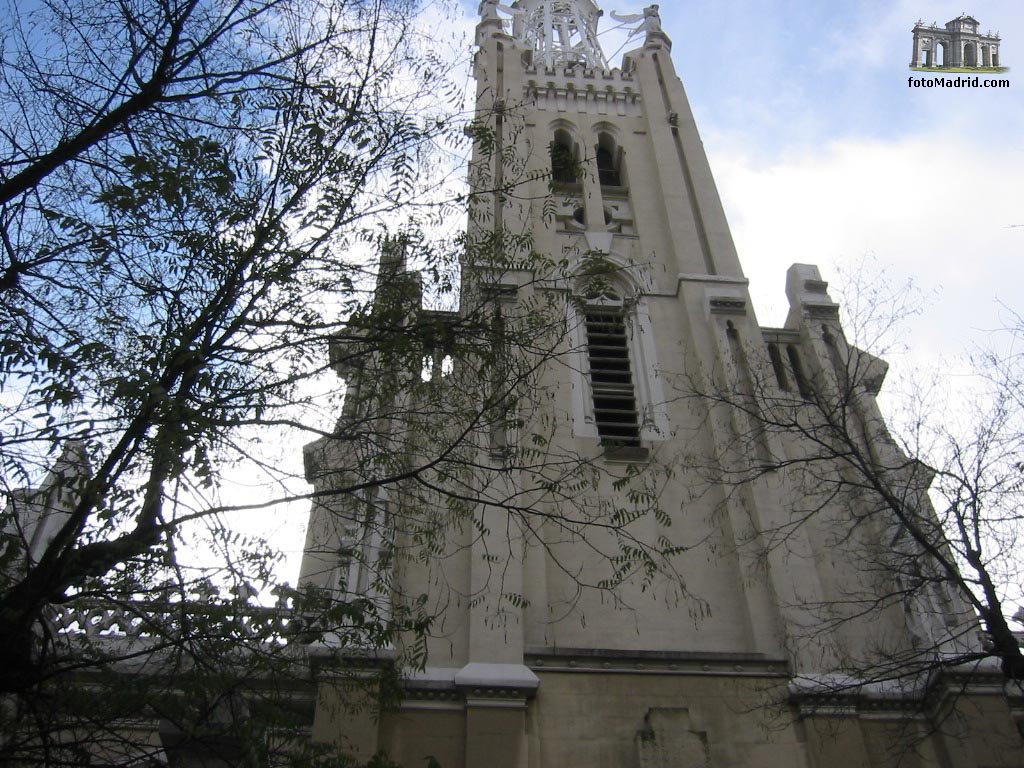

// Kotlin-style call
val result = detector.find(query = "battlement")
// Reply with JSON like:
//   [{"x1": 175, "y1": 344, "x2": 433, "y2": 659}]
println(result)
[
  {"x1": 524, "y1": 64, "x2": 634, "y2": 82},
  {"x1": 525, "y1": 76, "x2": 642, "y2": 116}
]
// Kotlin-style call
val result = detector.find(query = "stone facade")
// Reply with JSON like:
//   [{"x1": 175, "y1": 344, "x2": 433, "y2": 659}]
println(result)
[
  {"x1": 301, "y1": 2, "x2": 1024, "y2": 766},
  {"x1": 912, "y1": 15, "x2": 1002, "y2": 68}
]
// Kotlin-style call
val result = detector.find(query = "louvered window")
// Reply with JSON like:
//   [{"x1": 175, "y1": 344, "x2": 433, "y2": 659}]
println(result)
[{"x1": 585, "y1": 309, "x2": 641, "y2": 446}]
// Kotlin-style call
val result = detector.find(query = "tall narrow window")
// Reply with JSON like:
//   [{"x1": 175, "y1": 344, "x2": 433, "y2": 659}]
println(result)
[
  {"x1": 585, "y1": 308, "x2": 640, "y2": 446},
  {"x1": 335, "y1": 527, "x2": 359, "y2": 592},
  {"x1": 551, "y1": 129, "x2": 578, "y2": 184},
  {"x1": 786, "y1": 345, "x2": 813, "y2": 400},
  {"x1": 729, "y1": 323, "x2": 772, "y2": 464},
  {"x1": 822, "y1": 326, "x2": 845, "y2": 385},
  {"x1": 596, "y1": 132, "x2": 623, "y2": 187},
  {"x1": 767, "y1": 343, "x2": 790, "y2": 391}
]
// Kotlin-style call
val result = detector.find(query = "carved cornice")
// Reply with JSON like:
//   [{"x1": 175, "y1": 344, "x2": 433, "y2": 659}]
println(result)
[
  {"x1": 802, "y1": 302, "x2": 841, "y2": 319},
  {"x1": 524, "y1": 647, "x2": 789, "y2": 677},
  {"x1": 791, "y1": 665, "x2": 1018, "y2": 720},
  {"x1": 526, "y1": 79, "x2": 643, "y2": 117},
  {"x1": 399, "y1": 663, "x2": 539, "y2": 710},
  {"x1": 709, "y1": 297, "x2": 747, "y2": 316}
]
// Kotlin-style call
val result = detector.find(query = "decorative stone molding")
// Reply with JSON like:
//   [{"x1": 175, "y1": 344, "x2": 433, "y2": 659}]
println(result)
[
  {"x1": 453, "y1": 662, "x2": 540, "y2": 693},
  {"x1": 526, "y1": 80, "x2": 642, "y2": 117},
  {"x1": 708, "y1": 296, "x2": 747, "y2": 315},
  {"x1": 525, "y1": 647, "x2": 789, "y2": 677},
  {"x1": 791, "y1": 663, "x2": 1014, "y2": 720},
  {"x1": 399, "y1": 663, "x2": 539, "y2": 710}
]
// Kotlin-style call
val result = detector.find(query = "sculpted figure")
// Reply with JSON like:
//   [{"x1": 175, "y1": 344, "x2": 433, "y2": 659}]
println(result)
[
  {"x1": 479, "y1": 0, "x2": 500, "y2": 20},
  {"x1": 642, "y1": 4, "x2": 662, "y2": 34},
  {"x1": 610, "y1": 4, "x2": 663, "y2": 39},
  {"x1": 479, "y1": 0, "x2": 522, "y2": 24}
]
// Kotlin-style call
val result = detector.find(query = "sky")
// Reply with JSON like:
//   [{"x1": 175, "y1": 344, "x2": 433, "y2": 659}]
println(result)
[{"x1": 647, "y1": 0, "x2": 1024, "y2": 362}]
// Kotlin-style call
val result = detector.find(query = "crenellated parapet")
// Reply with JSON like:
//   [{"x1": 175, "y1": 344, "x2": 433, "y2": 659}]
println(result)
[{"x1": 525, "y1": 76, "x2": 642, "y2": 117}]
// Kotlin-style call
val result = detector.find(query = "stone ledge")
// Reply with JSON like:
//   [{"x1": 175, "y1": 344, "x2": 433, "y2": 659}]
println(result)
[
  {"x1": 524, "y1": 647, "x2": 789, "y2": 677},
  {"x1": 454, "y1": 662, "x2": 540, "y2": 693},
  {"x1": 399, "y1": 663, "x2": 540, "y2": 709}
]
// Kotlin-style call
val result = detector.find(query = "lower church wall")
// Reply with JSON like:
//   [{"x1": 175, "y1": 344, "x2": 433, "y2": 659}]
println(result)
[
  {"x1": 527, "y1": 671, "x2": 806, "y2": 768},
  {"x1": 315, "y1": 669, "x2": 1024, "y2": 768}
]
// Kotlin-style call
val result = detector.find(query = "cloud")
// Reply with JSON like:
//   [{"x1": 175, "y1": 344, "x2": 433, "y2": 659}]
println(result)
[
  {"x1": 664, "y1": 1, "x2": 1024, "y2": 152},
  {"x1": 707, "y1": 130, "x2": 1024, "y2": 365}
]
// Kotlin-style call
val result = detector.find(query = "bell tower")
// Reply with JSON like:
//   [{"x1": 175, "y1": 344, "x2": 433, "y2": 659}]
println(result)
[
  {"x1": 300, "y1": 3, "x2": 1024, "y2": 767},
  {"x1": 459, "y1": 0, "x2": 786, "y2": 663}
]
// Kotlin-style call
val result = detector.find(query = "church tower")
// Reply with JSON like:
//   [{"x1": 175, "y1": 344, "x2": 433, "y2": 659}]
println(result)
[{"x1": 300, "y1": 3, "x2": 1024, "y2": 766}]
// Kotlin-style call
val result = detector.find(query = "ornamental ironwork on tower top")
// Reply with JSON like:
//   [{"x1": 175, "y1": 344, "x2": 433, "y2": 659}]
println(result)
[
  {"x1": 480, "y1": 0, "x2": 608, "y2": 69},
  {"x1": 515, "y1": 0, "x2": 606, "y2": 68}
]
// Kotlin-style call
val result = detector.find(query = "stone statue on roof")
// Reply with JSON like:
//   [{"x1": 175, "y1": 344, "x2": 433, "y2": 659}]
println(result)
[
  {"x1": 479, "y1": 0, "x2": 500, "y2": 20},
  {"x1": 479, "y1": 0, "x2": 522, "y2": 22},
  {"x1": 610, "y1": 4, "x2": 663, "y2": 39}
]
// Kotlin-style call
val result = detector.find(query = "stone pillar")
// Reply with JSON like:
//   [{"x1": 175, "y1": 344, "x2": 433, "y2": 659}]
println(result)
[
  {"x1": 455, "y1": 665, "x2": 537, "y2": 768},
  {"x1": 312, "y1": 677, "x2": 382, "y2": 763},
  {"x1": 581, "y1": 143, "x2": 606, "y2": 233},
  {"x1": 464, "y1": 705, "x2": 529, "y2": 768},
  {"x1": 911, "y1": 32, "x2": 920, "y2": 67}
]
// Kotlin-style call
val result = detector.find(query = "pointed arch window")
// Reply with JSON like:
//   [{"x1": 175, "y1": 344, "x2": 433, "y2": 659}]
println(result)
[
  {"x1": 782, "y1": 345, "x2": 812, "y2": 400},
  {"x1": 551, "y1": 128, "x2": 579, "y2": 184},
  {"x1": 596, "y1": 132, "x2": 623, "y2": 188},
  {"x1": 767, "y1": 343, "x2": 789, "y2": 391}
]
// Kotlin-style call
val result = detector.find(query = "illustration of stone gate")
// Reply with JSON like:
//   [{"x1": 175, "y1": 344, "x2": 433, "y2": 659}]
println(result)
[{"x1": 912, "y1": 15, "x2": 1001, "y2": 68}]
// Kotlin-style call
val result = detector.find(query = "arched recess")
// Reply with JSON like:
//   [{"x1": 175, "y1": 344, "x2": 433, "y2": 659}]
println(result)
[
  {"x1": 937, "y1": 40, "x2": 948, "y2": 66},
  {"x1": 566, "y1": 258, "x2": 667, "y2": 449},
  {"x1": 596, "y1": 132, "x2": 624, "y2": 187},
  {"x1": 589, "y1": 123, "x2": 633, "y2": 235},
  {"x1": 964, "y1": 41, "x2": 977, "y2": 67},
  {"x1": 591, "y1": 123, "x2": 626, "y2": 188},
  {"x1": 550, "y1": 126, "x2": 580, "y2": 184},
  {"x1": 549, "y1": 120, "x2": 585, "y2": 232}
]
